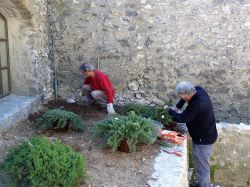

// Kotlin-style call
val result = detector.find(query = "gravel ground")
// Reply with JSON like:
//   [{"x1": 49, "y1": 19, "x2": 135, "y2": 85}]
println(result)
[{"x1": 0, "y1": 101, "x2": 160, "y2": 187}]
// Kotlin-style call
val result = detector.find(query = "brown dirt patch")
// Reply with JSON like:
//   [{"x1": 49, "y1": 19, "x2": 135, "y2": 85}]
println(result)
[{"x1": 0, "y1": 100, "x2": 160, "y2": 187}]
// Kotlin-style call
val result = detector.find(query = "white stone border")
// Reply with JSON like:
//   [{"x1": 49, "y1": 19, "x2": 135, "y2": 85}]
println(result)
[
  {"x1": 148, "y1": 139, "x2": 188, "y2": 187},
  {"x1": 216, "y1": 122, "x2": 250, "y2": 133}
]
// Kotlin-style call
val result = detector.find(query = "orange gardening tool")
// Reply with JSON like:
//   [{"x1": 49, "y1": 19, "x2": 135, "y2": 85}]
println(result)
[
  {"x1": 163, "y1": 150, "x2": 183, "y2": 157},
  {"x1": 160, "y1": 130, "x2": 187, "y2": 145}
]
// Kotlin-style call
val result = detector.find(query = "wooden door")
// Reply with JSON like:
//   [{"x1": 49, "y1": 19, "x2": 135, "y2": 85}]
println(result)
[{"x1": 0, "y1": 13, "x2": 10, "y2": 98}]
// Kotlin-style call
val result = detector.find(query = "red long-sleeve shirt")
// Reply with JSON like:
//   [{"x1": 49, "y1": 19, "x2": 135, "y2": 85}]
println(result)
[{"x1": 84, "y1": 70, "x2": 115, "y2": 103}]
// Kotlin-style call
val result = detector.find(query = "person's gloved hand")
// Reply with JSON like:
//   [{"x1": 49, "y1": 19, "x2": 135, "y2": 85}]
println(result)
[
  {"x1": 163, "y1": 105, "x2": 169, "y2": 110},
  {"x1": 107, "y1": 103, "x2": 116, "y2": 114},
  {"x1": 164, "y1": 105, "x2": 174, "y2": 112}
]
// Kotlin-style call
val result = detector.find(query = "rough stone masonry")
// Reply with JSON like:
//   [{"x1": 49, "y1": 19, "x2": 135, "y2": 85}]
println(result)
[
  {"x1": 51, "y1": 0, "x2": 250, "y2": 123},
  {"x1": 0, "y1": 0, "x2": 249, "y2": 123}
]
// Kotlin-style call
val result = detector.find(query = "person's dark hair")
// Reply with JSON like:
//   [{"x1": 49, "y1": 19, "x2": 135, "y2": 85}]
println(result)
[{"x1": 80, "y1": 63, "x2": 94, "y2": 72}]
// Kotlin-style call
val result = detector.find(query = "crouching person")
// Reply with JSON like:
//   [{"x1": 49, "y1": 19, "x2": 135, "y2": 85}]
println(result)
[{"x1": 80, "y1": 63, "x2": 116, "y2": 114}]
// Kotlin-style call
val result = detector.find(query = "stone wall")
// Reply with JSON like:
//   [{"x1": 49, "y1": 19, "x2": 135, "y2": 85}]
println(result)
[
  {"x1": 51, "y1": 0, "x2": 250, "y2": 123},
  {"x1": 0, "y1": 0, "x2": 52, "y2": 99},
  {"x1": 212, "y1": 122, "x2": 250, "y2": 186}
]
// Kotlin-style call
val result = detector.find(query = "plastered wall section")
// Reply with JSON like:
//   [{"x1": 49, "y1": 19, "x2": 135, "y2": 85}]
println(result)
[{"x1": 0, "y1": 0, "x2": 52, "y2": 99}]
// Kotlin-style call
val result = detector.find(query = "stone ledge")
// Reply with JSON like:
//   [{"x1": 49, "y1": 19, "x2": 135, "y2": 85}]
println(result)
[
  {"x1": 0, "y1": 94, "x2": 41, "y2": 134},
  {"x1": 216, "y1": 122, "x2": 250, "y2": 133},
  {"x1": 148, "y1": 126, "x2": 188, "y2": 187},
  {"x1": 212, "y1": 122, "x2": 250, "y2": 186}
]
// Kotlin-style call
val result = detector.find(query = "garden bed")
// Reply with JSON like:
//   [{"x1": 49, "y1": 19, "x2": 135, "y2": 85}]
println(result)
[{"x1": 0, "y1": 100, "x2": 160, "y2": 187}]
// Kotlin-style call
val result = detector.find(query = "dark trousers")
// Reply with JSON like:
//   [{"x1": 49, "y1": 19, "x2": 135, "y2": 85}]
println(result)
[{"x1": 192, "y1": 142, "x2": 214, "y2": 187}]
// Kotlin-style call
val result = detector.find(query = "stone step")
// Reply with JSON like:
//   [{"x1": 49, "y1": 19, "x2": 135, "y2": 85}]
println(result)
[{"x1": 0, "y1": 94, "x2": 41, "y2": 134}]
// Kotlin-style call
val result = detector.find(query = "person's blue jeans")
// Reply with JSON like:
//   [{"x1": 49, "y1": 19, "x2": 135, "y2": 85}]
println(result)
[{"x1": 192, "y1": 142, "x2": 214, "y2": 187}]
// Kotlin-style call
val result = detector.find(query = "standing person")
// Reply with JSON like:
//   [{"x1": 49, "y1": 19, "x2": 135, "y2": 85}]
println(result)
[
  {"x1": 167, "y1": 81, "x2": 218, "y2": 187},
  {"x1": 80, "y1": 63, "x2": 116, "y2": 114}
]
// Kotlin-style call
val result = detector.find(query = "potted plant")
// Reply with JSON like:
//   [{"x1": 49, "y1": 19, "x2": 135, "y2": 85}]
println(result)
[
  {"x1": 93, "y1": 112, "x2": 159, "y2": 153},
  {"x1": 120, "y1": 103, "x2": 173, "y2": 128}
]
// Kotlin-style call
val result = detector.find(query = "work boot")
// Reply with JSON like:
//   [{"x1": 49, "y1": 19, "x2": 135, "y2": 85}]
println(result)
[
  {"x1": 189, "y1": 181, "x2": 200, "y2": 187},
  {"x1": 99, "y1": 104, "x2": 107, "y2": 113},
  {"x1": 81, "y1": 96, "x2": 94, "y2": 106}
]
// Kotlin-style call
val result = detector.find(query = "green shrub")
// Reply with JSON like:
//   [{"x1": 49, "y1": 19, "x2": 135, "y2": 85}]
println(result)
[
  {"x1": 1, "y1": 136, "x2": 87, "y2": 187},
  {"x1": 120, "y1": 103, "x2": 172, "y2": 127},
  {"x1": 93, "y1": 111, "x2": 159, "y2": 153},
  {"x1": 37, "y1": 109, "x2": 85, "y2": 132}
]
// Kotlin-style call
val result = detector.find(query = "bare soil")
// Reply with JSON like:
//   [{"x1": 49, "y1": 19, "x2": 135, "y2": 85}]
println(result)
[{"x1": 0, "y1": 101, "x2": 160, "y2": 187}]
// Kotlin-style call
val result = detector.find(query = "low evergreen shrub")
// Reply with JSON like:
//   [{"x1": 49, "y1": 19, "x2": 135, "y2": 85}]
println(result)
[
  {"x1": 93, "y1": 111, "x2": 159, "y2": 153},
  {"x1": 120, "y1": 103, "x2": 172, "y2": 127},
  {"x1": 37, "y1": 109, "x2": 85, "y2": 132},
  {"x1": 1, "y1": 136, "x2": 87, "y2": 187}
]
